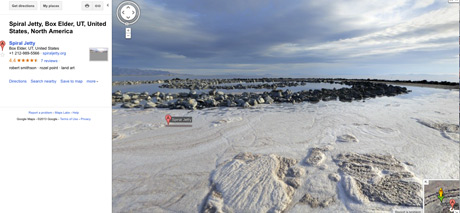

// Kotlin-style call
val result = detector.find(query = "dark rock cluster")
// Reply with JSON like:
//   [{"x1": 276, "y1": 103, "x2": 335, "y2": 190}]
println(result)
[
  {"x1": 112, "y1": 79, "x2": 164, "y2": 86},
  {"x1": 158, "y1": 78, "x2": 340, "y2": 90},
  {"x1": 112, "y1": 79, "x2": 410, "y2": 110},
  {"x1": 113, "y1": 78, "x2": 339, "y2": 87}
]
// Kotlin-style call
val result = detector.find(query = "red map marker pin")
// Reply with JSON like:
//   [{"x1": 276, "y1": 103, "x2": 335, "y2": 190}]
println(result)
[
  {"x1": 0, "y1": 41, "x2": 5, "y2": 51},
  {"x1": 450, "y1": 199, "x2": 456, "y2": 209},
  {"x1": 165, "y1": 114, "x2": 172, "y2": 125}
]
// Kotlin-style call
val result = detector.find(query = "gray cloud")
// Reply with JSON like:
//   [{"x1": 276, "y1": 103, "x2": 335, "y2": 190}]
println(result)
[{"x1": 113, "y1": 0, "x2": 458, "y2": 78}]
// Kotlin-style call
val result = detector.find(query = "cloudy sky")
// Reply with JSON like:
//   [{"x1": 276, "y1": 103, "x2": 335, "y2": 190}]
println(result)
[{"x1": 113, "y1": 0, "x2": 458, "y2": 80}]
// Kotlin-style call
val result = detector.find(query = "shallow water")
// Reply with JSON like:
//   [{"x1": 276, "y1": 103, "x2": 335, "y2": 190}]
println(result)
[
  {"x1": 394, "y1": 86, "x2": 458, "y2": 99},
  {"x1": 112, "y1": 82, "x2": 351, "y2": 94},
  {"x1": 112, "y1": 75, "x2": 266, "y2": 82}
]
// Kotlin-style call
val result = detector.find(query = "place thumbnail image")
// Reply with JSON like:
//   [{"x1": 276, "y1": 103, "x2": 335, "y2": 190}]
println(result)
[{"x1": 89, "y1": 47, "x2": 108, "y2": 61}]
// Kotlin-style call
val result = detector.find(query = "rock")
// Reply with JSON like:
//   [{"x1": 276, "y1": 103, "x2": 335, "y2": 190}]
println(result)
[
  {"x1": 186, "y1": 99, "x2": 198, "y2": 109},
  {"x1": 236, "y1": 99, "x2": 245, "y2": 107},
  {"x1": 275, "y1": 156, "x2": 298, "y2": 179},
  {"x1": 243, "y1": 102, "x2": 250, "y2": 108},
  {"x1": 215, "y1": 94, "x2": 225, "y2": 101},
  {"x1": 271, "y1": 90, "x2": 283, "y2": 98},
  {"x1": 319, "y1": 197, "x2": 335, "y2": 208},
  {"x1": 299, "y1": 193, "x2": 320, "y2": 208},
  {"x1": 257, "y1": 97, "x2": 265, "y2": 104},
  {"x1": 226, "y1": 100, "x2": 237, "y2": 107},
  {"x1": 121, "y1": 102, "x2": 139, "y2": 108},
  {"x1": 205, "y1": 98, "x2": 218, "y2": 107},
  {"x1": 328, "y1": 173, "x2": 341, "y2": 182},
  {"x1": 112, "y1": 132, "x2": 120, "y2": 139},
  {"x1": 248, "y1": 99, "x2": 258, "y2": 106},
  {"x1": 285, "y1": 177, "x2": 301, "y2": 189},
  {"x1": 305, "y1": 148, "x2": 326, "y2": 166},
  {"x1": 308, "y1": 96, "x2": 320, "y2": 103},
  {"x1": 339, "y1": 95, "x2": 352, "y2": 102},
  {"x1": 264, "y1": 96, "x2": 274, "y2": 104},
  {"x1": 234, "y1": 152, "x2": 259, "y2": 161},
  {"x1": 116, "y1": 79, "x2": 412, "y2": 110},
  {"x1": 156, "y1": 103, "x2": 169, "y2": 108},
  {"x1": 318, "y1": 164, "x2": 328, "y2": 170},
  {"x1": 336, "y1": 134, "x2": 359, "y2": 143},
  {"x1": 318, "y1": 145, "x2": 334, "y2": 152},
  {"x1": 143, "y1": 101, "x2": 156, "y2": 109},
  {"x1": 287, "y1": 166, "x2": 305, "y2": 178},
  {"x1": 209, "y1": 89, "x2": 216, "y2": 96},
  {"x1": 122, "y1": 94, "x2": 131, "y2": 102}
]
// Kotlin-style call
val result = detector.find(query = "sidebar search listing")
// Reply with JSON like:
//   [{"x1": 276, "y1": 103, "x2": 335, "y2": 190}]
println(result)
[{"x1": 0, "y1": 1, "x2": 111, "y2": 212}]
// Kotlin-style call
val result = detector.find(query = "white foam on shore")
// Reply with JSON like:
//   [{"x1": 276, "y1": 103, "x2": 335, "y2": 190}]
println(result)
[
  {"x1": 207, "y1": 153, "x2": 295, "y2": 212},
  {"x1": 113, "y1": 87, "x2": 459, "y2": 212}
]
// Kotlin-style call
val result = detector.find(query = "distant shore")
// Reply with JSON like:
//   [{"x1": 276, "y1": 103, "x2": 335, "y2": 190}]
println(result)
[
  {"x1": 369, "y1": 80, "x2": 458, "y2": 90},
  {"x1": 113, "y1": 77, "x2": 459, "y2": 90}
]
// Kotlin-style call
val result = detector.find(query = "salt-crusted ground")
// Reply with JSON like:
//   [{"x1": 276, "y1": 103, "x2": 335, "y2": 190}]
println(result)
[{"x1": 112, "y1": 87, "x2": 459, "y2": 213}]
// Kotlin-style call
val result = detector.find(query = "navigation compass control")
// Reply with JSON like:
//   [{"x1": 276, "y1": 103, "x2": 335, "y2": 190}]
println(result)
[
  {"x1": 117, "y1": 1, "x2": 140, "y2": 25},
  {"x1": 116, "y1": 1, "x2": 140, "y2": 39}
]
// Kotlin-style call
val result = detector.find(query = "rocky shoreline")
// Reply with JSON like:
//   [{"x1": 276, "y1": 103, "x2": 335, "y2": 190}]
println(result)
[
  {"x1": 112, "y1": 78, "x2": 411, "y2": 110},
  {"x1": 112, "y1": 77, "x2": 458, "y2": 87}
]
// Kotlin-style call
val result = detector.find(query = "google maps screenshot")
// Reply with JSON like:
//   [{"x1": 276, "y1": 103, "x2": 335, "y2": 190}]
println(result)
[{"x1": 1, "y1": 0, "x2": 459, "y2": 212}]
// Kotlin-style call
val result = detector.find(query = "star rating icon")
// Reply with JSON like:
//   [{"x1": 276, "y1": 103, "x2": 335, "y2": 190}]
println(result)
[{"x1": 8, "y1": 58, "x2": 38, "y2": 62}]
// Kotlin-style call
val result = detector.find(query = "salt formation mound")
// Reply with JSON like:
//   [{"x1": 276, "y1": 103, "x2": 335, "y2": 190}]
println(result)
[
  {"x1": 335, "y1": 153, "x2": 422, "y2": 206},
  {"x1": 328, "y1": 173, "x2": 341, "y2": 182},
  {"x1": 298, "y1": 147, "x2": 337, "y2": 209},
  {"x1": 336, "y1": 134, "x2": 359, "y2": 143},
  {"x1": 305, "y1": 148, "x2": 326, "y2": 166},
  {"x1": 416, "y1": 119, "x2": 459, "y2": 141},
  {"x1": 112, "y1": 132, "x2": 120, "y2": 139},
  {"x1": 202, "y1": 153, "x2": 299, "y2": 213},
  {"x1": 299, "y1": 193, "x2": 335, "y2": 208}
]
